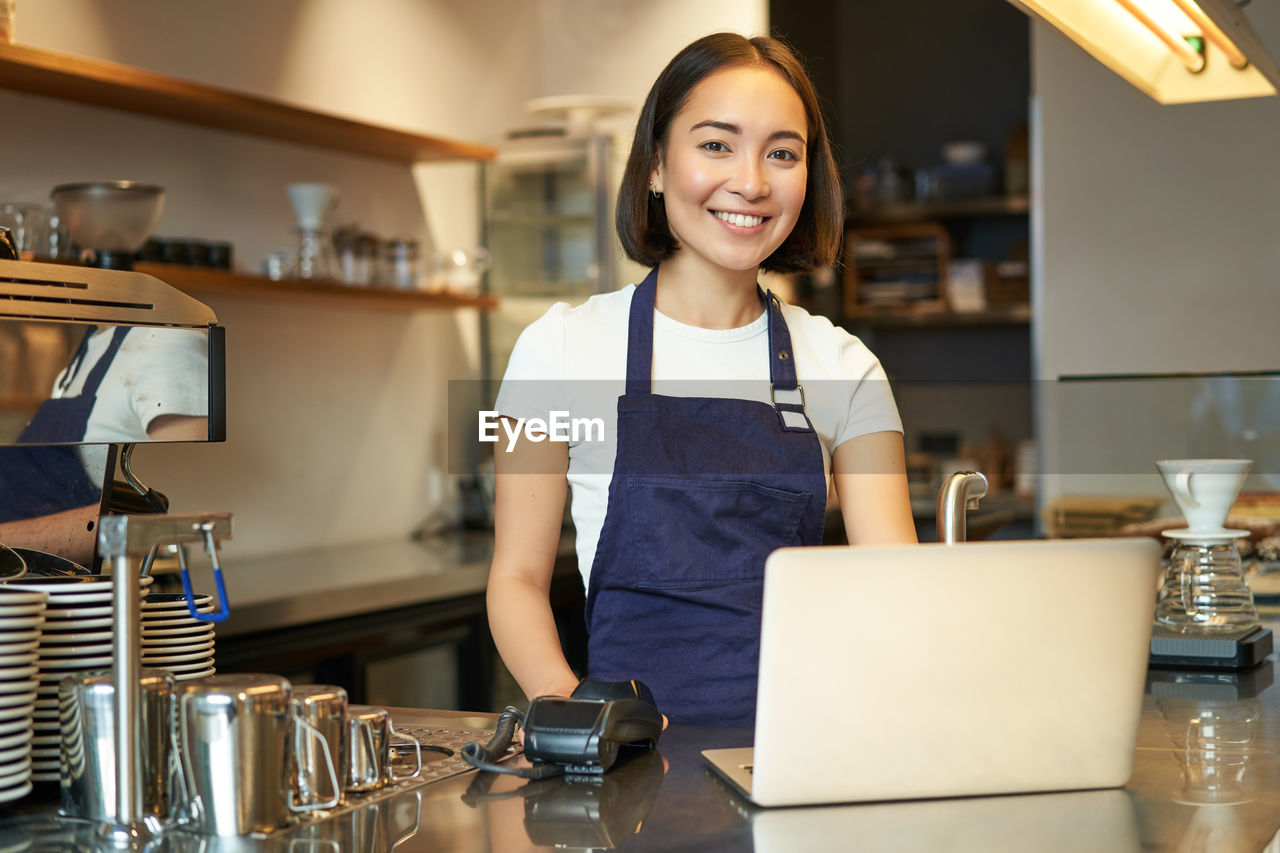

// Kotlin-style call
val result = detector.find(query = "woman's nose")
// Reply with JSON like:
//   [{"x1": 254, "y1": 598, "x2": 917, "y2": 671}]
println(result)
[{"x1": 727, "y1": 158, "x2": 770, "y2": 200}]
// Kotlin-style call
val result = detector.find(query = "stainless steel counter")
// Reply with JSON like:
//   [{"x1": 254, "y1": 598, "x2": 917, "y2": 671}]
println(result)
[
  {"x1": 216, "y1": 530, "x2": 574, "y2": 638},
  {"x1": 2, "y1": 666, "x2": 1280, "y2": 851}
]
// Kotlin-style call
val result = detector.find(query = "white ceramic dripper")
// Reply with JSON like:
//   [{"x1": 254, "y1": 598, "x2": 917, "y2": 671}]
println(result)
[
  {"x1": 1155, "y1": 459, "x2": 1252, "y2": 535},
  {"x1": 284, "y1": 183, "x2": 339, "y2": 280},
  {"x1": 285, "y1": 183, "x2": 339, "y2": 230}
]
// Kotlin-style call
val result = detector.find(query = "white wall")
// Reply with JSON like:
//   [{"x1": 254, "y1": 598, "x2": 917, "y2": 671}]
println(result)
[
  {"x1": 1032, "y1": 3, "x2": 1280, "y2": 498},
  {"x1": 2, "y1": 0, "x2": 766, "y2": 558}
]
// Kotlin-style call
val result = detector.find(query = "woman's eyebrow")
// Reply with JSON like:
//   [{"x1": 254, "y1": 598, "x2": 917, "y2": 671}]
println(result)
[{"x1": 689, "y1": 119, "x2": 806, "y2": 146}]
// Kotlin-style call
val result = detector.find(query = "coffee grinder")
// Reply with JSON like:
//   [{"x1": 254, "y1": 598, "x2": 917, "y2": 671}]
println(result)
[{"x1": 50, "y1": 181, "x2": 165, "y2": 271}]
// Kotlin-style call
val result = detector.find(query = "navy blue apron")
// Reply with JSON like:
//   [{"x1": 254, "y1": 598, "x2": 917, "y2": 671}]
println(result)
[
  {"x1": 0, "y1": 326, "x2": 127, "y2": 522},
  {"x1": 584, "y1": 269, "x2": 828, "y2": 728}
]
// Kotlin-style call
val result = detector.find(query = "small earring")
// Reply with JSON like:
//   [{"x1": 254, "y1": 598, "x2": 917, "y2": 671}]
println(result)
[{"x1": 649, "y1": 180, "x2": 662, "y2": 200}]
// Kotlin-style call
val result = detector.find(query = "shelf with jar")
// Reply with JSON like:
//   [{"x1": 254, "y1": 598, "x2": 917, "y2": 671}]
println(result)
[{"x1": 133, "y1": 262, "x2": 497, "y2": 313}]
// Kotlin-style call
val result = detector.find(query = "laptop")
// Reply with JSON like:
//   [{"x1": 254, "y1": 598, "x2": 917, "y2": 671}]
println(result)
[{"x1": 703, "y1": 538, "x2": 1161, "y2": 807}]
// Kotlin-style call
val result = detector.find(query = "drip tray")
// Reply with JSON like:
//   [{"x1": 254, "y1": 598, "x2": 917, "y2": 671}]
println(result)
[{"x1": 1149, "y1": 625, "x2": 1274, "y2": 670}]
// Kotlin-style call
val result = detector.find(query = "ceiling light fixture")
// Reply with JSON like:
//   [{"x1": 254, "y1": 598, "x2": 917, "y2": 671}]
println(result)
[{"x1": 1006, "y1": 0, "x2": 1280, "y2": 103}]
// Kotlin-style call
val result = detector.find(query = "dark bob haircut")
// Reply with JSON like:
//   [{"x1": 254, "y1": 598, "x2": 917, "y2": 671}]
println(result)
[{"x1": 616, "y1": 32, "x2": 842, "y2": 274}]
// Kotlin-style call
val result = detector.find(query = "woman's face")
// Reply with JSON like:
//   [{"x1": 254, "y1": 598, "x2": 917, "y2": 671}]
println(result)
[{"x1": 652, "y1": 64, "x2": 809, "y2": 275}]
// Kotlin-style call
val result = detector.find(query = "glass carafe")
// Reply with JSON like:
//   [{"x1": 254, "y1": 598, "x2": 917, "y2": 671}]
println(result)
[
  {"x1": 1156, "y1": 538, "x2": 1259, "y2": 631},
  {"x1": 295, "y1": 227, "x2": 334, "y2": 281}
]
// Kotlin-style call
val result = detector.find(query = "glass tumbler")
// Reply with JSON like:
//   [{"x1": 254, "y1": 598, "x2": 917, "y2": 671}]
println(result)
[{"x1": 1156, "y1": 540, "x2": 1259, "y2": 631}]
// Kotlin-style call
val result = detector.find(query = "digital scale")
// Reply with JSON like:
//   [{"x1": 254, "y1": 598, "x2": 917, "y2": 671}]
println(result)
[{"x1": 1149, "y1": 624, "x2": 1274, "y2": 670}]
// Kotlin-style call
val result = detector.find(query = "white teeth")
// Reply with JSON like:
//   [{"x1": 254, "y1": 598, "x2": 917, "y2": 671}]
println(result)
[{"x1": 714, "y1": 211, "x2": 764, "y2": 228}]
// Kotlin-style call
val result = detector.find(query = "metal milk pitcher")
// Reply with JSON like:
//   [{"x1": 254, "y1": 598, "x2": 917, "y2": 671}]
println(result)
[
  {"x1": 59, "y1": 669, "x2": 180, "y2": 828},
  {"x1": 178, "y1": 674, "x2": 339, "y2": 837},
  {"x1": 345, "y1": 705, "x2": 422, "y2": 793}
]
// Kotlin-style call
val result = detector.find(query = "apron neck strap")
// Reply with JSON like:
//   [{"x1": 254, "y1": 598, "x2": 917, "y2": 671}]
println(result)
[
  {"x1": 625, "y1": 269, "x2": 660, "y2": 397},
  {"x1": 625, "y1": 270, "x2": 799, "y2": 396},
  {"x1": 764, "y1": 289, "x2": 799, "y2": 392},
  {"x1": 80, "y1": 326, "x2": 131, "y2": 397}
]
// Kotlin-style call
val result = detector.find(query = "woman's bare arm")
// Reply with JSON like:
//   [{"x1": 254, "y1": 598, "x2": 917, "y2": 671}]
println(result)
[
  {"x1": 832, "y1": 430, "x2": 918, "y2": 545},
  {"x1": 486, "y1": 423, "x2": 581, "y2": 700}
]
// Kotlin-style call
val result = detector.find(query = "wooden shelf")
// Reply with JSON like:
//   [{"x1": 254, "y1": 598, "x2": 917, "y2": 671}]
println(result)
[
  {"x1": 135, "y1": 263, "x2": 497, "y2": 312},
  {"x1": 846, "y1": 303, "x2": 1031, "y2": 328},
  {"x1": 0, "y1": 43, "x2": 496, "y2": 164},
  {"x1": 847, "y1": 195, "x2": 1030, "y2": 226}
]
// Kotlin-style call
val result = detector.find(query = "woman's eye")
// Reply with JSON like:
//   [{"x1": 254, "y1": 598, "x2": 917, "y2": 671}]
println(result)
[
  {"x1": 769, "y1": 148, "x2": 800, "y2": 162},
  {"x1": 699, "y1": 141, "x2": 730, "y2": 153}
]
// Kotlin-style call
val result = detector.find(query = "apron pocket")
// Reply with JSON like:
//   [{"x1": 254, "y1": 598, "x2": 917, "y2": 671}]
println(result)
[{"x1": 620, "y1": 477, "x2": 811, "y2": 590}]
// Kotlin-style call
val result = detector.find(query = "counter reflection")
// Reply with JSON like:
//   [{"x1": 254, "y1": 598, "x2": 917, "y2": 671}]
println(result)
[
  {"x1": 0, "y1": 789, "x2": 423, "y2": 852},
  {"x1": 744, "y1": 788, "x2": 1140, "y2": 853},
  {"x1": 1150, "y1": 663, "x2": 1273, "y2": 853},
  {"x1": 463, "y1": 751, "x2": 665, "y2": 852}
]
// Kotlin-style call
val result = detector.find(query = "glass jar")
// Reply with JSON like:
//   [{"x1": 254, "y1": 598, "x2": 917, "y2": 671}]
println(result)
[
  {"x1": 295, "y1": 227, "x2": 334, "y2": 281},
  {"x1": 384, "y1": 238, "x2": 420, "y2": 290},
  {"x1": 1156, "y1": 537, "x2": 1258, "y2": 632}
]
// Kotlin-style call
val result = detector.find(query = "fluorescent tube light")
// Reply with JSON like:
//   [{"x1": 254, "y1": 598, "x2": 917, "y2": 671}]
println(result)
[{"x1": 1007, "y1": 0, "x2": 1280, "y2": 103}]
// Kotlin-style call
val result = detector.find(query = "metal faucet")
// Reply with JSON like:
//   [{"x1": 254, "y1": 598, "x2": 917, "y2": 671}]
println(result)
[
  {"x1": 937, "y1": 471, "x2": 989, "y2": 545},
  {"x1": 97, "y1": 513, "x2": 232, "y2": 845}
]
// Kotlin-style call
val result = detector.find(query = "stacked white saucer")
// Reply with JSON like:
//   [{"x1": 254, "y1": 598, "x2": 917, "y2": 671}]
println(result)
[
  {"x1": 140, "y1": 593, "x2": 216, "y2": 681},
  {"x1": 4, "y1": 576, "x2": 153, "y2": 782},
  {"x1": 0, "y1": 588, "x2": 45, "y2": 803}
]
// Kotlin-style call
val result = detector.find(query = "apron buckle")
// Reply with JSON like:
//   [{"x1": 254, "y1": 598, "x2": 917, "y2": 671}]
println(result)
[{"x1": 770, "y1": 384, "x2": 805, "y2": 409}]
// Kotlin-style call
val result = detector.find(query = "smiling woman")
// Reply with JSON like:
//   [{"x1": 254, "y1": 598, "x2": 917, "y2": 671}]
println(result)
[
  {"x1": 486, "y1": 33, "x2": 917, "y2": 730},
  {"x1": 617, "y1": 33, "x2": 843, "y2": 278},
  {"x1": 650, "y1": 65, "x2": 810, "y2": 286}
]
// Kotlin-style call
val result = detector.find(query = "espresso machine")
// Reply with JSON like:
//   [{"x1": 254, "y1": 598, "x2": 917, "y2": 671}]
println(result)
[
  {"x1": 0, "y1": 254, "x2": 512, "y2": 846},
  {"x1": 0, "y1": 251, "x2": 232, "y2": 841}
]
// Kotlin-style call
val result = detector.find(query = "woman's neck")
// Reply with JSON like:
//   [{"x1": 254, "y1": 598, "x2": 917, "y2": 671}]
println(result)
[{"x1": 653, "y1": 255, "x2": 763, "y2": 330}]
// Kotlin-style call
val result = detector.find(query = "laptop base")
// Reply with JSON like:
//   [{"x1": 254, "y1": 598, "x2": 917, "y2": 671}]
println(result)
[{"x1": 1148, "y1": 625, "x2": 1273, "y2": 670}]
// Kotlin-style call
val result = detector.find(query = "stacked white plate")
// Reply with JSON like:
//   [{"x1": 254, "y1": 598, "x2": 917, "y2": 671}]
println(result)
[
  {"x1": 3, "y1": 575, "x2": 153, "y2": 782},
  {"x1": 0, "y1": 587, "x2": 46, "y2": 802},
  {"x1": 140, "y1": 593, "x2": 216, "y2": 681}
]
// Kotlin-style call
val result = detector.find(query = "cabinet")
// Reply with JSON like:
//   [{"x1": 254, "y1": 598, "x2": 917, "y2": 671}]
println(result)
[
  {"x1": 843, "y1": 223, "x2": 949, "y2": 318},
  {"x1": 0, "y1": 43, "x2": 497, "y2": 312},
  {"x1": 483, "y1": 133, "x2": 616, "y2": 298},
  {"x1": 842, "y1": 195, "x2": 1031, "y2": 327}
]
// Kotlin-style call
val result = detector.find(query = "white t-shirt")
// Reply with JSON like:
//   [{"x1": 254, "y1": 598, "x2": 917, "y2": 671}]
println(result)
[
  {"x1": 494, "y1": 284, "x2": 902, "y2": 586},
  {"x1": 50, "y1": 326, "x2": 209, "y2": 481},
  {"x1": 52, "y1": 326, "x2": 210, "y2": 441}
]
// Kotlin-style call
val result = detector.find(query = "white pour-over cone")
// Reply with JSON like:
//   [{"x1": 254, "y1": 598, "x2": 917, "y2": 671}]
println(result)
[
  {"x1": 1156, "y1": 459, "x2": 1252, "y2": 535},
  {"x1": 285, "y1": 183, "x2": 339, "y2": 230}
]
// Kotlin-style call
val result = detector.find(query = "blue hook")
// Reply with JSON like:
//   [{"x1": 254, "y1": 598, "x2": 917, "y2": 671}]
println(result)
[{"x1": 178, "y1": 524, "x2": 230, "y2": 623}]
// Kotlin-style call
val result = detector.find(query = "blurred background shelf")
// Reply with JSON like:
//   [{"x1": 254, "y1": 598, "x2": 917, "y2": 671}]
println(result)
[
  {"x1": 846, "y1": 303, "x2": 1031, "y2": 328},
  {"x1": 0, "y1": 42, "x2": 496, "y2": 163},
  {"x1": 846, "y1": 194, "x2": 1031, "y2": 227},
  {"x1": 136, "y1": 263, "x2": 497, "y2": 312}
]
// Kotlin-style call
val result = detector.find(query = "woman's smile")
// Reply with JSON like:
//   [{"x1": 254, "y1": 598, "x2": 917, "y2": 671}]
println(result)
[{"x1": 711, "y1": 210, "x2": 768, "y2": 229}]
